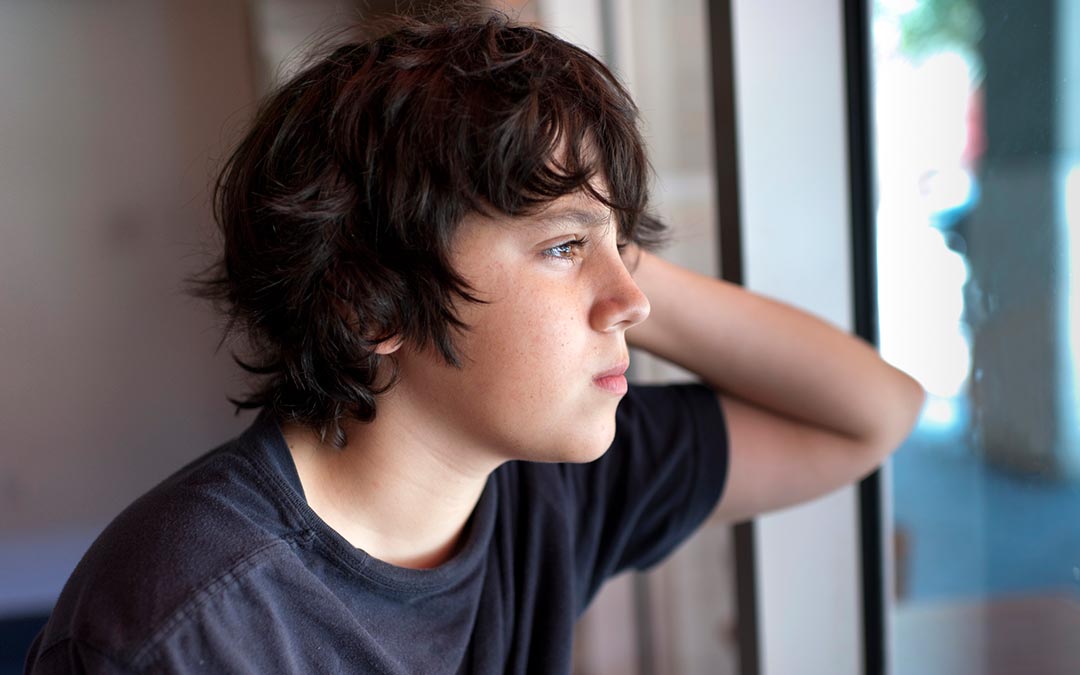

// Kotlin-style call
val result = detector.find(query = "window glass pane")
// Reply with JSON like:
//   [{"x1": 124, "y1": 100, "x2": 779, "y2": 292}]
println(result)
[{"x1": 871, "y1": 1, "x2": 1080, "y2": 672}]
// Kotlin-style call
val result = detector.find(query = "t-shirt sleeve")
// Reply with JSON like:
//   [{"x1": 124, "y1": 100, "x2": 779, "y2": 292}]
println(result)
[{"x1": 561, "y1": 382, "x2": 729, "y2": 610}]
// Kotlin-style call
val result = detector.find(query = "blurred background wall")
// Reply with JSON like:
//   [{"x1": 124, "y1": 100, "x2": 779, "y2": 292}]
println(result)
[{"x1": 0, "y1": 0, "x2": 259, "y2": 643}]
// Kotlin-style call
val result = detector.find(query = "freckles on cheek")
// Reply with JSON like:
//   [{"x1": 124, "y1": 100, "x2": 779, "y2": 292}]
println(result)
[
  {"x1": 478, "y1": 264, "x2": 581, "y2": 369},
  {"x1": 514, "y1": 291, "x2": 572, "y2": 341},
  {"x1": 492, "y1": 298, "x2": 572, "y2": 377}
]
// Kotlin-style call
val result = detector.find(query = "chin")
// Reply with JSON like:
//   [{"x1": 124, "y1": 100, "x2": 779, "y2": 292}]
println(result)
[
  {"x1": 515, "y1": 408, "x2": 617, "y2": 464},
  {"x1": 577, "y1": 443, "x2": 614, "y2": 464},
  {"x1": 552, "y1": 426, "x2": 617, "y2": 464}
]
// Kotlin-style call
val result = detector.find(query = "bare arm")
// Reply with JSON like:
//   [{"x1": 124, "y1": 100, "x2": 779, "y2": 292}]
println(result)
[{"x1": 626, "y1": 250, "x2": 925, "y2": 524}]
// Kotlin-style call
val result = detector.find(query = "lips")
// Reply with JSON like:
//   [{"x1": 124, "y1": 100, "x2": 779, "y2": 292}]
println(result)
[
  {"x1": 593, "y1": 360, "x2": 629, "y2": 380},
  {"x1": 592, "y1": 359, "x2": 630, "y2": 395}
]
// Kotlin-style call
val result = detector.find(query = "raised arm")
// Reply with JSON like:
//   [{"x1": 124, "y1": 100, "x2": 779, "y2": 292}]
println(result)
[{"x1": 626, "y1": 249, "x2": 925, "y2": 524}]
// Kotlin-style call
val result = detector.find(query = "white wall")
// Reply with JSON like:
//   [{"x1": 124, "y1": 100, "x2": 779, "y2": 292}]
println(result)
[{"x1": 731, "y1": 1, "x2": 863, "y2": 674}]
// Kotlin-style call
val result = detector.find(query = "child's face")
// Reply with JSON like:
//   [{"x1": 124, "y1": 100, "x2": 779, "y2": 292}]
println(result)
[{"x1": 390, "y1": 193, "x2": 650, "y2": 467}]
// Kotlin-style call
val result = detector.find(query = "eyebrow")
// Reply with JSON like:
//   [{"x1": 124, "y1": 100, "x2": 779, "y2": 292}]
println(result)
[{"x1": 533, "y1": 208, "x2": 612, "y2": 230}]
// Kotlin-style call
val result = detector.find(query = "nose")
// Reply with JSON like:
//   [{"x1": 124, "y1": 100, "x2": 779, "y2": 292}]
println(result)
[{"x1": 589, "y1": 251, "x2": 651, "y2": 333}]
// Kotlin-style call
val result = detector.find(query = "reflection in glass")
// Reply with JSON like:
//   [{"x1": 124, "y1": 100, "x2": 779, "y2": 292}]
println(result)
[{"x1": 872, "y1": 0, "x2": 1080, "y2": 672}]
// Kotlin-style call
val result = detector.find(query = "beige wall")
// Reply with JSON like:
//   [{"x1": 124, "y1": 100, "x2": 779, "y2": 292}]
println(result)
[{"x1": 0, "y1": 0, "x2": 257, "y2": 614}]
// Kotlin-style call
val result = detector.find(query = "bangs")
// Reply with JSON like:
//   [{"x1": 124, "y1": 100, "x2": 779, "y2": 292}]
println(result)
[
  {"x1": 357, "y1": 15, "x2": 668, "y2": 249},
  {"x1": 464, "y1": 25, "x2": 665, "y2": 249}
]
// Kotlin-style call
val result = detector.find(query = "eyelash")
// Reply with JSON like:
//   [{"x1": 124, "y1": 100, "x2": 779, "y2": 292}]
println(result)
[
  {"x1": 540, "y1": 235, "x2": 591, "y2": 259},
  {"x1": 543, "y1": 236, "x2": 631, "y2": 261}
]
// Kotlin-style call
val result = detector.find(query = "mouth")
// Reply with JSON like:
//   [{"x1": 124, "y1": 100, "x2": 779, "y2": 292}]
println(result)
[{"x1": 592, "y1": 360, "x2": 630, "y2": 395}]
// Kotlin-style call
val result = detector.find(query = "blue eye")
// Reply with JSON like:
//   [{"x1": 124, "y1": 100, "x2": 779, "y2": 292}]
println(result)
[{"x1": 544, "y1": 237, "x2": 589, "y2": 260}]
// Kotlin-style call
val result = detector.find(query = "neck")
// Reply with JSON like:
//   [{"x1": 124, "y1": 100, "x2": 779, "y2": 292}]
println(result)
[{"x1": 281, "y1": 386, "x2": 498, "y2": 570}]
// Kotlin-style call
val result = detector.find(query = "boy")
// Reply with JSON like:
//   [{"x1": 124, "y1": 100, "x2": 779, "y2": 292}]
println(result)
[{"x1": 25, "y1": 11, "x2": 924, "y2": 674}]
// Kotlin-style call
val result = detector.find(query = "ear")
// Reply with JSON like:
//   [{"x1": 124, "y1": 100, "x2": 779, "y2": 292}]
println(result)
[
  {"x1": 372, "y1": 336, "x2": 404, "y2": 355},
  {"x1": 334, "y1": 298, "x2": 403, "y2": 356}
]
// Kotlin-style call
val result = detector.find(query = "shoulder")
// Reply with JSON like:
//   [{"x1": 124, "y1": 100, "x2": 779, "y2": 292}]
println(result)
[
  {"x1": 614, "y1": 381, "x2": 726, "y2": 438},
  {"x1": 563, "y1": 382, "x2": 727, "y2": 488},
  {"x1": 551, "y1": 382, "x2": 730, "y2": 599},
  {"x1": 30, "y1": 437, "x2": 310, "y2": 669}
]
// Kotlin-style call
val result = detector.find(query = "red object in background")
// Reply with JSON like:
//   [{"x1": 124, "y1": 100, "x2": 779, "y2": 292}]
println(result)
[{"x1": 961, "y1": 83, "x2": 986, "y2": 169}]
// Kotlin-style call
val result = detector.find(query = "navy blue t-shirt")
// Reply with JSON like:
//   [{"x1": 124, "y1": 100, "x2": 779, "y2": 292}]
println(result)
[{"x1": 25, "y1": 383, "x2": 728, "y2": 673}]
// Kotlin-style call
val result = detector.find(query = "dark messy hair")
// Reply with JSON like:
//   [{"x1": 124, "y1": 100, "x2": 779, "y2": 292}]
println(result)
[{"x1": 190, "y1": 9, "x2": 667, "y2": 447}]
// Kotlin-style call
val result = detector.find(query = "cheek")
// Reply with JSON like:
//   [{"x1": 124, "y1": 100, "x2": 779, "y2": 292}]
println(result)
[
  {"x1": 446, "y1": 285, "x2": 617, "y2": 461},
  {"x1": 470, "y1": 289, "x2": 578, "y2": 371},
  {"x1": 448, "y1": 292, "x2": 585, "y2": 425}
]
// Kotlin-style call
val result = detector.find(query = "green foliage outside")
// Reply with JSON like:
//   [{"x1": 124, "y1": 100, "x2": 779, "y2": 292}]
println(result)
[{"x1": 876, "y1": 0, "x2": 984, "y2": 61}]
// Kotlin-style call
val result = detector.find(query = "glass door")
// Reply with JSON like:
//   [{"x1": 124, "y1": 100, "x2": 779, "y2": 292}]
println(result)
[{"x1": 868, "y1": 1, "x2": 1080, "y2": 672}]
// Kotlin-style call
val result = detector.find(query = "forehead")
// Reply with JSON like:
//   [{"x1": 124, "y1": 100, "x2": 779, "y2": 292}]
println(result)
[
  {"x1": 484, "y1": 191, "x2": 615, "y2": 234},
  {"x1": 530, "y1": 201, "x2": 612, "y2": 231}
]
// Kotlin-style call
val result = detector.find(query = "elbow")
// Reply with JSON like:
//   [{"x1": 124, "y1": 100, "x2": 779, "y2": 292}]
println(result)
[
  {"x1": 872, "y1": 371, "x2": 926, "y2": 458},
  {"x1": 898, "y1": 372, "x2": 928, "y2": 436}
]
